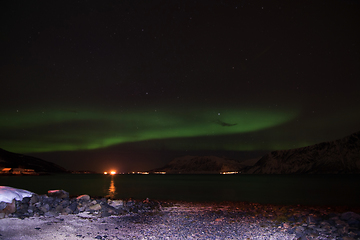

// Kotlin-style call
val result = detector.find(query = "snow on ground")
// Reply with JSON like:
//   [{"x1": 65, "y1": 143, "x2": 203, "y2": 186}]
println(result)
[{"x1": 0, "y1": 186, "x2": 33, "y2": 203}]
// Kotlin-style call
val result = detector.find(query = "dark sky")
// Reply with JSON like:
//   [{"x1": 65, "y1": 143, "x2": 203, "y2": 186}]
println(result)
[{"x1": 1, "y1": 0, "x2": 360, "y2": 173}]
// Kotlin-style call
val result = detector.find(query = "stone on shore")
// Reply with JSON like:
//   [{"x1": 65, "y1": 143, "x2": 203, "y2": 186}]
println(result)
[
  {"x1": 0, "y1": 199, "x2": 16, "y2": 217},
  {"x1": 89, "y1": 203, "x2": 101, "y2": 211},
  {"x1": 0, "y1": 186, "x2": 34, "y2": 218},
  {"x1": 47, "y1": 190, "x2": 69, "y2": 199},
  {"x1": 76, "y1": 194, "x2": 90, "y2": 201},
  {"x1": 0, "y1": 186, "x2": 33, "y2": 203}
]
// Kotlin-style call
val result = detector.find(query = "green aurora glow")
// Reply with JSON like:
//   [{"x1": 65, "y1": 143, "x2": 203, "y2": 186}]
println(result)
[{"x1": 0, "y1": 106, "x2": 298, "y2": 153}]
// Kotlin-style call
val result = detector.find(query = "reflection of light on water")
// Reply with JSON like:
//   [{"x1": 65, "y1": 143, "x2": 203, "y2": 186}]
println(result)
[{"x1": 105, "y1": 176, "x2": 116, "y2": 199}]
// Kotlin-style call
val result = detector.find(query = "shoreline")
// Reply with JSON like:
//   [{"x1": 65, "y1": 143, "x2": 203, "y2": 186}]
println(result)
[
  {"x1": 1, "y1": 187, "x2": 360, "y2": 239},
  {"x1": 1, "y1": 197, "x2": 360, "y2": 239}
]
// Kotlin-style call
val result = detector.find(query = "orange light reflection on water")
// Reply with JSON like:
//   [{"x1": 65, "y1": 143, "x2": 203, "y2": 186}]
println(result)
[{"x1": 105, "y1": 177, "x2": 116, "y2": 199}]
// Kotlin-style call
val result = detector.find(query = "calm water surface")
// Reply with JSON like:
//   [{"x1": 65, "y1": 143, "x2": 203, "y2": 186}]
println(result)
[{"x1": 1, "y1": 174, "x2": 360, "y2": 206}]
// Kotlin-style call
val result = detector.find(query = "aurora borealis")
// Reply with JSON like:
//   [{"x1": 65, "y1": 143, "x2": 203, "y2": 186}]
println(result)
[
  {"x1": 1, "y1": 1, "x2": 360, "y2": 172},
  {"x1": 0, "y1": 106, "x2": 298, "y2": 153}
]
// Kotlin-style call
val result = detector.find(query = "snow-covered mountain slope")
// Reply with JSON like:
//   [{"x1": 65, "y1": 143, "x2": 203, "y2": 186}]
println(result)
[
  {"x1": 151, "y1": 155, "x2": 245, "y2": 174},
  {"x1": 245, "y1": 131, "x2": 360, "y2": 174}
]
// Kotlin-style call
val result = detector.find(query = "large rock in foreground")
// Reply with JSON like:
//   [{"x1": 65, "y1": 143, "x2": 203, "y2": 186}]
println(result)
[
  {"x1": 0, "y1": 186, "x2": 34, "y2": 203},
  {"x1": 0, "y1": 186, "x2": 34, "y2": 217},
  {"x1": 245, "y1": 131, "x2": 360, "y2": 174}
]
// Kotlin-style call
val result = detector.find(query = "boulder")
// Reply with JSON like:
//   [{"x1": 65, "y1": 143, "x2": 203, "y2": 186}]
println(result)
[
  {"x1": 76, "y1": 194, "x2": 91, "y2": 201},
  {"x1": 108, "y1": 200, "x2": 124, "y2": 209},
  {"x1": 5, "y1": 199, "x2": 16, "y2": 213},
  {"x1": 47, "y1": 190, "x2": 69, "y2": 199},
  {"x1": 0, "y1": 186, "x2": 33, "y2": 218},
  {"x1": 30, "y1": 194, "x2": 40, "y2": 205},
  {"x1": 0, "y1": 199, "x2": 16, "y2": 218},
  {"x1": 0, "y1": 186, "x2": 33, "y2": 203},
  {"x1": 89, "y1": 203, "x2": 101, "y2": 211}
]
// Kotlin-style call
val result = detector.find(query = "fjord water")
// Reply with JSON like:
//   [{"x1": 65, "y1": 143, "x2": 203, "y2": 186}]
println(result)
[{"x1": 1, "y1": 174, "x2": 360, "y2": 206}]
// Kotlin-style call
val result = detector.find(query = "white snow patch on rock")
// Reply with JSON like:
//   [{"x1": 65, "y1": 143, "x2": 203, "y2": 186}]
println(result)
[{"x1": 0, "y1": 186, "x2": 34, "y2": 203}]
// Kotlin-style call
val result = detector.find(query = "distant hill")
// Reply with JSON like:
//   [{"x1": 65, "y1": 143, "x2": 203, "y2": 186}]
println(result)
[
  {"x1": 150, "y1": 155, "x2": 245, "y2": 174},
  {"x1": 245, "y1": 131, "x2": 360, "y2": 174},
  {"x1": 0, "y1": 148, "x2": 67, "y2": 173}
]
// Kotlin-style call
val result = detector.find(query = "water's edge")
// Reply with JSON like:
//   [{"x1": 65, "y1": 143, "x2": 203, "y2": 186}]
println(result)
[{"x1": 1, "y1": 174, "x2": 359, "y2": 206}]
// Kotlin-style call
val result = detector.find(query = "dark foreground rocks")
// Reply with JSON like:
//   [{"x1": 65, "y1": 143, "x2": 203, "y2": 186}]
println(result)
[{"x1": 1, "y1": 189, "x2": 161, "y2": 219}]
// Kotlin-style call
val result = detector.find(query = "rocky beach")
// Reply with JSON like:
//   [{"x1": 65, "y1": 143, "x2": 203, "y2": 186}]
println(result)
[{"x1": 1, "y1": 188, "x2": 360, "y2": 239}]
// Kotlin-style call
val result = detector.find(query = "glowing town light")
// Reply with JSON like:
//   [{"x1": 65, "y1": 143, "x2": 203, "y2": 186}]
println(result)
[
  {"x1": 221, "y1": 171, "x2": 239, "y2": 174},
  {"x1": 110, "y1": 171, "x2": 117, "y2": 175},
  {"x1": 104, "y1": 171, "x2": 108, "y2": 175}
]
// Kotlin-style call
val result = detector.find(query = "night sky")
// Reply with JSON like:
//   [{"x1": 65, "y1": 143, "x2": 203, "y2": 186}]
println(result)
[{"x1": 1, "y1": 0, "x2": 360, "y2": 173}]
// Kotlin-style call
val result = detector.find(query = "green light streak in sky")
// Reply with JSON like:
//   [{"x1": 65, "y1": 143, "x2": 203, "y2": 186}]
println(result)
[{"x1": 0, "y1": 106, "x2": 298, "y2": 153}]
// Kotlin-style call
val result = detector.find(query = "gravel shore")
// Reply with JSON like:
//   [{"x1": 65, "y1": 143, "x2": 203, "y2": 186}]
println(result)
[{"x1": 1, "y1": 201, "x2": 360, "y2": 240}]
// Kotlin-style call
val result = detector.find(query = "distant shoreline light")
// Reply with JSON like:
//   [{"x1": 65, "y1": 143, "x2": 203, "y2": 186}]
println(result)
[
  {"x1": 131, "y1": 171, "x2": 149, "y2": 174},
  {"x1": 221, "y1": 171, "x2": 239, "y2": 174}
]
